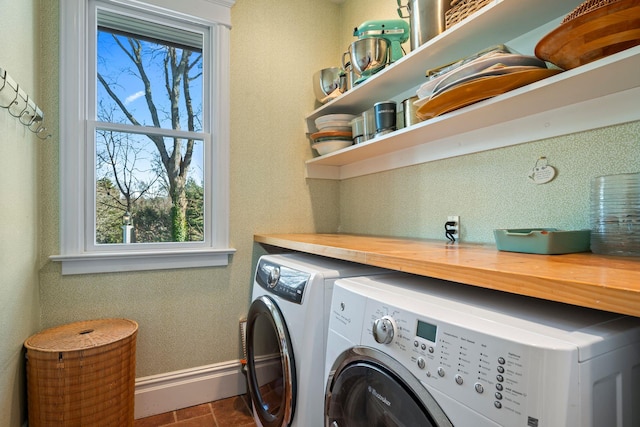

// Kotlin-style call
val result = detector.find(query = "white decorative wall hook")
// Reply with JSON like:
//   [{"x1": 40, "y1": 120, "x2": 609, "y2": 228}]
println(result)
[{"x1": 528, "y1": 156, "x2": 556, "y2": 184}]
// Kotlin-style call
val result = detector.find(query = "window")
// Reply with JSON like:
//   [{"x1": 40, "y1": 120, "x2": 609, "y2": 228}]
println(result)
[{"x1": 54, "y1": 0, "x2": 235, "y2": 275}]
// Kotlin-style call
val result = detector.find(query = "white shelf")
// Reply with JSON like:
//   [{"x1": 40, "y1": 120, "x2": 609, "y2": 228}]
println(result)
[{"x1": 304, "y1": 0, "x2": 640, "y2": 180}]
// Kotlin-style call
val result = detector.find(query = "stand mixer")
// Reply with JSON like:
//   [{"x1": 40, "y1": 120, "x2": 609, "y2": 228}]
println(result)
[
  {"x1": 353, "y1": 19, "x2": 410, "y2": 63},
  {"x1": 345, "y1": 19, "x2": 410, "y2": 85}
]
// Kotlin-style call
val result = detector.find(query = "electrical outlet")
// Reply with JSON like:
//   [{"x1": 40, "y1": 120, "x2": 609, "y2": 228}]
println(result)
[{"x1": 447, "y1": 215, "x2": 460, "y2": 242}]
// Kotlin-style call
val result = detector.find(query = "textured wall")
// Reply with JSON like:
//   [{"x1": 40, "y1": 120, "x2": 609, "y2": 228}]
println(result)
[
  {"x1": 0, "y1": 1, "x2": 42, "y2": 426},
  {"x1": 37, "y1": 0, "x2": 341, "y2": 380},
  {"x1": 339, "y1": 122, "x2": 640, "y2": 241}
]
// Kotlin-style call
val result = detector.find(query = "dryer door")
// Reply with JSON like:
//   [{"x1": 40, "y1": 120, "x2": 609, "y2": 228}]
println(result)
[
  {"x1": 326, "y1": 347, "x2": 452, "y2": 427},
  {"x1": 246, "y1": 295, "x2": 296, "y2": 427}
]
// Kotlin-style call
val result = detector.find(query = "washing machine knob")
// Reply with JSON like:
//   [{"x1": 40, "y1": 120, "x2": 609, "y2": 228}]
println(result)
[
  {"x1": 267, "y1": 267, "x2": 280, "y2": 289},
  {"x1": 372, "y1": 316, "x2": 396, "y2": 344}
]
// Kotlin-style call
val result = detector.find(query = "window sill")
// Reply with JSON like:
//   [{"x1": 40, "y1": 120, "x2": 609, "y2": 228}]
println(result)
[{"x1": 50, "y1": 248, "x2": 236, "y2": 275}]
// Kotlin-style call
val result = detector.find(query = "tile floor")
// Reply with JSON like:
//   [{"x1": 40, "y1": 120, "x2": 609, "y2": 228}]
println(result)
[{"x1": 134, "y1": 395, "x2": 256, "y2": 427}]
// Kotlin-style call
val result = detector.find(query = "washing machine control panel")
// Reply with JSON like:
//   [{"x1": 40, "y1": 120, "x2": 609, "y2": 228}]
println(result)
[
  {"x1": 255, "y1": 260, "x2": 310, "y2": 304},
  {"x1": 360, "y1": 298, "x2": 573, "y2": 427}
]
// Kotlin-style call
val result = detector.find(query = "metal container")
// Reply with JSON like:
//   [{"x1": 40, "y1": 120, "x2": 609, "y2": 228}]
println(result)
[
  {"x1": 350, "y1": 116, "x2": 366, "y2": 142},
  {"x1": 362, "y1": 108, "x2": 376, "y2": 140},
  {"x1": 374, "y1": 101, "x2": 397, "y2": 134},
  {"x1": 402, "y1": 96, "x2": 421, "y2": 127},
  {"x1": 397, "y1": 0, "x2": 451, "y2": 50}
]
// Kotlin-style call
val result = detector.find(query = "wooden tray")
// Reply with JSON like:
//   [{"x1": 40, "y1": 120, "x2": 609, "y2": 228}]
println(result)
[
  {"x1": 416, "y1": 68, "x2": 561, "y2": 120},
  {"x1": 535, "y1": 0, "x2": 640, "y2": 70}
]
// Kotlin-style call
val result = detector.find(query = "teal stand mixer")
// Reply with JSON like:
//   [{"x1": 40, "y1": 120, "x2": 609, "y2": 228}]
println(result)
[
  {"x1": 348, "y1": 19, "x2": 410, "y2": 84},
  {"x1": 354, "y1": 19, "x2": 410, "y2": 63}
]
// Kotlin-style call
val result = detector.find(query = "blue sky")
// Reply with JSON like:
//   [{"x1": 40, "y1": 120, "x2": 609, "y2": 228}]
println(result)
[{"x1": 96, "y1": 30, "x2": 205, "y2": 189}]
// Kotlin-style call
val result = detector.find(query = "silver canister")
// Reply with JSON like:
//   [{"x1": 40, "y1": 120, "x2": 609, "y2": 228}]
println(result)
[
  {"x1": 350, "y1": 116, "x2": 366, "y2": 144},
  {"x1": 362, "y1": 108, "x2": 376, "y2": 140},
  {"x1": 402, "y1": 96, "x2": 421, "y2": 128},
  {"x1": 397, "y1": 0, "x2": 451, "y2": 51},
  {"x1": 374, "y1": 101, "x2": 397, "y2": 135}
]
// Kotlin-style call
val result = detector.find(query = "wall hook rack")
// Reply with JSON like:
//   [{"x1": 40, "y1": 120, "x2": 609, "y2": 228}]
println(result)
[{"x1": 0, "y1": 66, "x2": 51, "y2": 140}]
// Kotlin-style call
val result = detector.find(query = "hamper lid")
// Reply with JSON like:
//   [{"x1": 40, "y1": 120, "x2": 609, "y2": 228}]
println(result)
[{"x1": 25, "y1": 318, "x2": 138, "y2": 352}]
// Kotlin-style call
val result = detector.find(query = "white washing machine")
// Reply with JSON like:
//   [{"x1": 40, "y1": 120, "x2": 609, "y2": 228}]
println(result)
[
  {"x1": 245, "y1": 253, "x2": 387, "y2": 427},
  {"x1": 325, "y1": 273, "x2": 640, "y2": 427}
]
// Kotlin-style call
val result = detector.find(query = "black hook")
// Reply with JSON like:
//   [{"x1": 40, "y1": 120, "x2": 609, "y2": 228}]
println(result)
[{"x1": 445, "y1": 221, "x2": 456, "y2": 243}]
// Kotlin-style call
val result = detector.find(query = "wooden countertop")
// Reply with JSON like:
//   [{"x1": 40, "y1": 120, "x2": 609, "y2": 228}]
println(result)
[{"x1": 254, "y1": 233, "x2": 640, "y2": 317}]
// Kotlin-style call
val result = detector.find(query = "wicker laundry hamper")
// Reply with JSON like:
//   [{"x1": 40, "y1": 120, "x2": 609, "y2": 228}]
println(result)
[{"x1": 24, "y1": 318, "x2": 138, "y2": 427}]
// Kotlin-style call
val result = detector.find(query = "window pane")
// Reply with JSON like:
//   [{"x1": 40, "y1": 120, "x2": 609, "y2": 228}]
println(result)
[
  {"x1": 95, "y1": 130, "x2": 204, "y2": 244},
  {"x1": 96, "y1": 25, "x2": 203, "y2": 131}
]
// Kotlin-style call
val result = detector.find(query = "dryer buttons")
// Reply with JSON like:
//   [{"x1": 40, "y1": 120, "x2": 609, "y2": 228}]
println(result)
[{"x1": 417, "y1": 357, "x2": 426, "y2": 369}]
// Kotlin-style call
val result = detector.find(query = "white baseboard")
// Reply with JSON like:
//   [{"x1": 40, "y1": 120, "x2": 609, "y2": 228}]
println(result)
[{"x1": 134, "y1": 359, "x2": 248, "y2": 419}]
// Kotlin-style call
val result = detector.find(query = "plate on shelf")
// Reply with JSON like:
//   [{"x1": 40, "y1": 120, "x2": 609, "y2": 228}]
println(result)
[
  {"x1": 430, "y1": 54, "x2": 548, "y2": 98},
  {"x1": 416, "y1": 68, "x2": 562, "y2": 120},
  {"x1": 430, "y1": 65, "x2": 548, "y2": 98},
  {"x1": 535, "y1": 0, "x2": 640, "y2": 70}
]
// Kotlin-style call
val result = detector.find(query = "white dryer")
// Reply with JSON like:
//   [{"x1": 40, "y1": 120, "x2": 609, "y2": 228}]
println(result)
[
  {"x1": 246, "y1": 253, "x2": 387, "y2": 427},
  {"x1": 325, "y1": 273, "x2": 640, "y2": 427}
]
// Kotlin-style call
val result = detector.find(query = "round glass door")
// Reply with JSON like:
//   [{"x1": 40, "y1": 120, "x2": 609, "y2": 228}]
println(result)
[
  {"x1": 246, "y1": 296, "x2": 296, "y2": 427},
  {"x1": 326, "y1": 347, "x2": 452, "y2": 427}
]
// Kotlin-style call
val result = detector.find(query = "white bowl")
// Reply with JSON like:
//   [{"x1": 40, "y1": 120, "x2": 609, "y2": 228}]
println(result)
[
  {"x1": 312, "y1": 139, "x2": 352, "y2": 156},
  {"x1": 315, "y1": 114, "x2": 357, "y2": 131}
]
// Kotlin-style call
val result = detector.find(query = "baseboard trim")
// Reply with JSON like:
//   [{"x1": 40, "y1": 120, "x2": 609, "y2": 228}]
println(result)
[{"x1": 134, "y1": 359, "x2": 248, "y2": 419}]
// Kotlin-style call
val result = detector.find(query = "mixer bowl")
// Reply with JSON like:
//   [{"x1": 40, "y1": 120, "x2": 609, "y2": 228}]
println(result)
[
  {"x1": 350, "y1": 38, "x2": 389, "y2": 76},
  {"x1": 313, "y1": 67, "x2": 344, "y2": 103}
]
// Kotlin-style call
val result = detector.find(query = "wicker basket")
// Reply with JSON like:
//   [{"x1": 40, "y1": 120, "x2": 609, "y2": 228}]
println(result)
[
  {"x1": 25, "y1": 319, "x2": 138, "y2": 427},
  {"x1": 445, "y1": 0, "x2": 493, "y2": 29},
  {"x1": 562, "y1": 0, "x2": 622, "y2": 23}
]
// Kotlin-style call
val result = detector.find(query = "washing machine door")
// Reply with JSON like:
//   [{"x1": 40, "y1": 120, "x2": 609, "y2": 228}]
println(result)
[
  {"x1": 325, "y1": 346, "x2": 452, "y2": 427},
  {"x1": 247, "y1": 295, "x2": 296, "y2": 427}
]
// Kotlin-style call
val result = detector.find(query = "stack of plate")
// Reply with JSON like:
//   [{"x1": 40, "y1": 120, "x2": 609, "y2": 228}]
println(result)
[
  {"x1": 310, "y1": 114, "x2": 355, "y2": 156},
  {"x1": 415, "y1": 53, "x2": 561, "y2": 120},
  {"x1": 590, "y1": 172, "x2": 640, "y2": 256}
]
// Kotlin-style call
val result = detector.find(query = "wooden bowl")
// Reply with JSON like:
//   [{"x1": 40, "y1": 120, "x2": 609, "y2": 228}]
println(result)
[{"x1": 535, "y1": 0, "x2": 640, "y2": 70}]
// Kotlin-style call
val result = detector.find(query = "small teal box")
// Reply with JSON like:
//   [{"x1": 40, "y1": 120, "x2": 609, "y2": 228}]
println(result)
[{"x1": 493, "y1": 228, "x2": 591, "y2": 255}]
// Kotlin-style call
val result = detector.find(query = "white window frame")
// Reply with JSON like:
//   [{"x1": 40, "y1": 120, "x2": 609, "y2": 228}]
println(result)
[{"x1": 52, "y1": 0, "x2": 235, "y2": 275}]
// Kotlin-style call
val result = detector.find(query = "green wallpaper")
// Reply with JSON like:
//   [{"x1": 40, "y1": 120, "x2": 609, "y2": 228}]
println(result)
[
  {"x1": 339, "y1": 122, "x2": 640, "y2": 242},
  {"x1": 0, "y1": 1, "x2": 42, "y2": 426}
]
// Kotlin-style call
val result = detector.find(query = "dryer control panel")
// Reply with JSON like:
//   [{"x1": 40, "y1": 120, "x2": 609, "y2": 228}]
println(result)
[{"x1": 255, "y1": 260, "x2": 310, "y2": 304}]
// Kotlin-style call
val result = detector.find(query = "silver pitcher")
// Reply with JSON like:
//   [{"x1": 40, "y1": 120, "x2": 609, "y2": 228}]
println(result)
[{"x1": 397, "y1": 0, "x2": 451, "y2": 51}]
